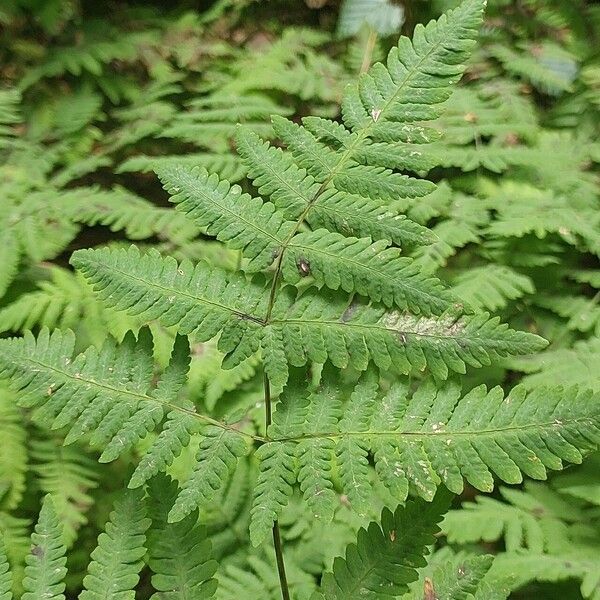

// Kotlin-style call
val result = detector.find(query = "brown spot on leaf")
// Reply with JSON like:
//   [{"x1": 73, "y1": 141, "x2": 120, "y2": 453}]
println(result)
[
  {"x1": 341, "y1": 301, "x2": 358, "y2": 323},
  {"x1": 423, "y1": 578, "x2": 436, "y2": 600},
  {"x1": 31, "y1": 545, "x2": 44, "y2": 558}
]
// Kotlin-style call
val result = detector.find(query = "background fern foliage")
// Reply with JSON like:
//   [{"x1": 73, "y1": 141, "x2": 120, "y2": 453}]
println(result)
[{"x1": 0, "y1": 0, "x2": 599, "y2": 598}]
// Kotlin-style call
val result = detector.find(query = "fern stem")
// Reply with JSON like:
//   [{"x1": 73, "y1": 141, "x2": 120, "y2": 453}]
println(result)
[
  {"x1": 272, "y1": 521, "x2": 291, "y2": 600},
  {"x1": 263, "y1": 371, "x2": 291, "y2": 600},
  {"x1": 360, "y1": 29, "x2": 378, "y2": 74},
  {"x1": 264, "y1": 370, "x2": 273, "y2": 429}
]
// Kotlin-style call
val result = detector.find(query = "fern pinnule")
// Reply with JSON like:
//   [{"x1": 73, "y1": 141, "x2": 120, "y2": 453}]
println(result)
[
  {"x1": 30, "y1": 439, "x2": 99, "y2": 547},
  {"x1": 315, "y1": 492, "x2": 450, "y2": 600},
  {"x1": 248, "y1": 375, "x2": 600, "y2": 541},
  {"x1": 22, "y1": 496, "x2": 67, "y2": 600},
  {"x1": 0, "y1": 327, "x2": 191, "y2": 462},
  {"x1": 0, "y1": 390, "x2": 26, "y2": 512},
  {"x1": 0, "y1": 537, "x2": 11, "y2": 600},
  {"x1": 80, "y1": 488, "x2": 150, "y2": 600},
  {"x1": 169, "y1": 426, "x2": 247, "y2": 523},
  {"x1": 146, "y1": 475, "x2": 218, "y2": 599}
]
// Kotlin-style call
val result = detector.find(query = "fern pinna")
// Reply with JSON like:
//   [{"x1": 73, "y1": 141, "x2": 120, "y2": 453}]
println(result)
[{"x1": 0, "y1": 1, "x2": 599, "y2": 598}]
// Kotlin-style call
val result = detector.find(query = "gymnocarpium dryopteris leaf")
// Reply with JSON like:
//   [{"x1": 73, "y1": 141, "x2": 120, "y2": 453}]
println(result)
[
  {"x1": 0, "y1": 537, "x2": 10, "y2": 600},
  {"x1": 0, "y1": 327, "x2": 250, "y2": 523},
  {"x1": 80, "y1": 488, "x2": 150, "y2": 600},
  {"x1": 0, "y1": 327, "x2": 192, "y2": 463},
  {"x1": 248, "y1": 373, "x2": 600, "y2": 545},
  {"x1": 146, "y1": 474, "x2": 218, "y2": 599},
  {"x1": 70, "y1": 245, "x2": 546, "y2": 392},
  {"x1": 0, "y1": 327, "x2": 590, "y2": 549},
  {"x1": 68, "y1": 0, "x2": 549, "y2": 392},
  {"x1": 312, "y1": 491, "x2": 450, "y2": 600},
  {"x1": 22, "y1": 496, "x2": 67, "y2": 600}
]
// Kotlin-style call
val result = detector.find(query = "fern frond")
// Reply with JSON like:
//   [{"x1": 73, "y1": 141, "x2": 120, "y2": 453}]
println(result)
[
  {"x1": 407, "y1": 552, "x2": 494, "y2": 600},
  {"x1": 80, "y1": 488, "x2": 150, "y2": 600},
  {"x1": 118, "y1": 153, "x2": 247, "y2": 183},
  {"x1": 22, "y1": 496, "x2": 67, "y2": 600},
  {"x1": 209, "y1": 29, "x2": 343, "y2": 104},
  {"x1": 249, "y1": 375, "x2": 600, "y2": 539},
  {"x1": 442, "y1": 483, "x2": 579, "y2": 553},
  {"x1": 266, "y1": 289, "x2": 545, "y2": 383},
  {"x1": 215, "y1": 552, "x2": 316, "y2": 600},
  {"x1": 71, "y1": 247, "x2": 545, "y2": 387},
  {"x1": 451, "y1": 265, "x2": 535, "y2": 311},
  {"x1": 0, "y1": 513, "x2": 29, "y2": 585},
  {"x1": 0, "y1": 266, "x2": 136, "y2": 344},
  {"x1": 489, "y1": 41, "x2": 578, "y2": 95},
  {"x1": 341, "y1": 0, "x2": 484, "y2": 131},
  {"x1": 30, "y1": 438, "x2": 100, "y2": 547},
  {"x1": 146, "y1": 474, "x2": 218, "y2": 599},
  {"x1": 188, "y1": 342, "x2": 260, "y2": 410},
  {"x1": 0, "y1": 537, "x2": 11, "y2": 600},
  {"x1": 66, "y1": 187, "x2": 199, "y2": 244},
  {"x1": 157, "y1": 164, "x2": 295, "y2": 272},
  {"x1": 170, "y1": 425, "x2": 247, "y2": 523},
  {"x1": 71, "y1": 246, "x2": 267, "y2": 367},
  {"x1": 488, "y1": 552, "x2": 600, "y2": 600},
  {"x1": 161, "y1": 94, "x2": 290, "y2": 152},
  {"x1": 486, "y1": 183, "x2": 600, "y2": 254},
  {"x1": 512, "y1": 338, "x2": 600, "y2": 391},
  {"x1": 0, "y1": 327, "x2": 191, "y2": 462},
  {"x1": 158, "y1": 164, "x2": 450, "y2": 314},
  {"x1": 315, "y1": 493, "x2": 449, "y2": 599},
  {"x1": 19, "y1": 25, "x2": 152, "y2": 90},
  {"x1": 536, "y1": 294, "x2": 600, "y2": 336},
  {"x1": 0, "y1": 389, "x2": 26, "y2": 511}
]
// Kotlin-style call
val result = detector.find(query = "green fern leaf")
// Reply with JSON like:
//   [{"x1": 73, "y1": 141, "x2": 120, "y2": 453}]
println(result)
[
  {"x1": 335, "y1": 372, "x2": 379, "y2": 513},
  {"x1": 71, "y1": 247, "x2": 545, "y2": 387},
  {"x1": 169, "y1": 425, "x2": 247, "y2": 523},
  {"x1": 342, "y1": 0, "x2": 485, "y2": 130},
  {"x1": 146, "y1": 475, "x2": 218, "y2": 599},
  {"x1": 157, "y1": 165, "x2": 295, "y2": 272},
  {"x1": 0, "y1": 327, "x2": 191, "y2": 462},
  {"x1": 22, "y1": 496, "x2": 67, "y2": 600},
  {"x1": 442, "y1": 483, "x2": 577, "y2": 553},
  {"x1": 0, "y1": 537, "x2": 12, "y2": 600},
  {"x1": 316, "y1": 492, "x2": 450, "y2": 599},
  {"x1": 250, "y1": 389, "x2": 308, "y2": 546},
  {"x1": 30, "y1": 438, "x2": 99, "y2": 547},
  {"x1": 281, "y1": 229, "x2": 453, "y2": 314},
  {"x1": 158, "y1": 164, "x2": 450, "y2": 314},
  {"x1": 251, "y1": 376, "x2": 600, "y2": 538},
  {"x1": 266, "y1": 289, "x2": 546, "y2": 382},
  {"x1": 80, "y1": 488, "x2": 150, "y2": 600},
  {"x1": 128, "y1": 404, "x2": 202, "y2": 490},
  {"x1": 70, "y1": 246, "x2": 266, "y2": 366},
  {"x1": 451, "y1": 265, "x2": 535, "y2": 311},
  {"x1": 0, "y1": 389, "x2": 26, "y2": 512},
  {"x1": 407, "y1": 551, "x2": 496, "y2": 600},
  {"x1": 295, "y1": 379, "x2": 340, "y2": 522}
]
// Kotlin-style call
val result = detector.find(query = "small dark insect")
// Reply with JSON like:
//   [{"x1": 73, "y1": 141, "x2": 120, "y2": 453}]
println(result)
[
  {"x1": 297, "y1": 257, "x2": 310, "y2": 276},
  {"x1": 31, "y1": 545, "x2": 44, "y2": 558}
]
